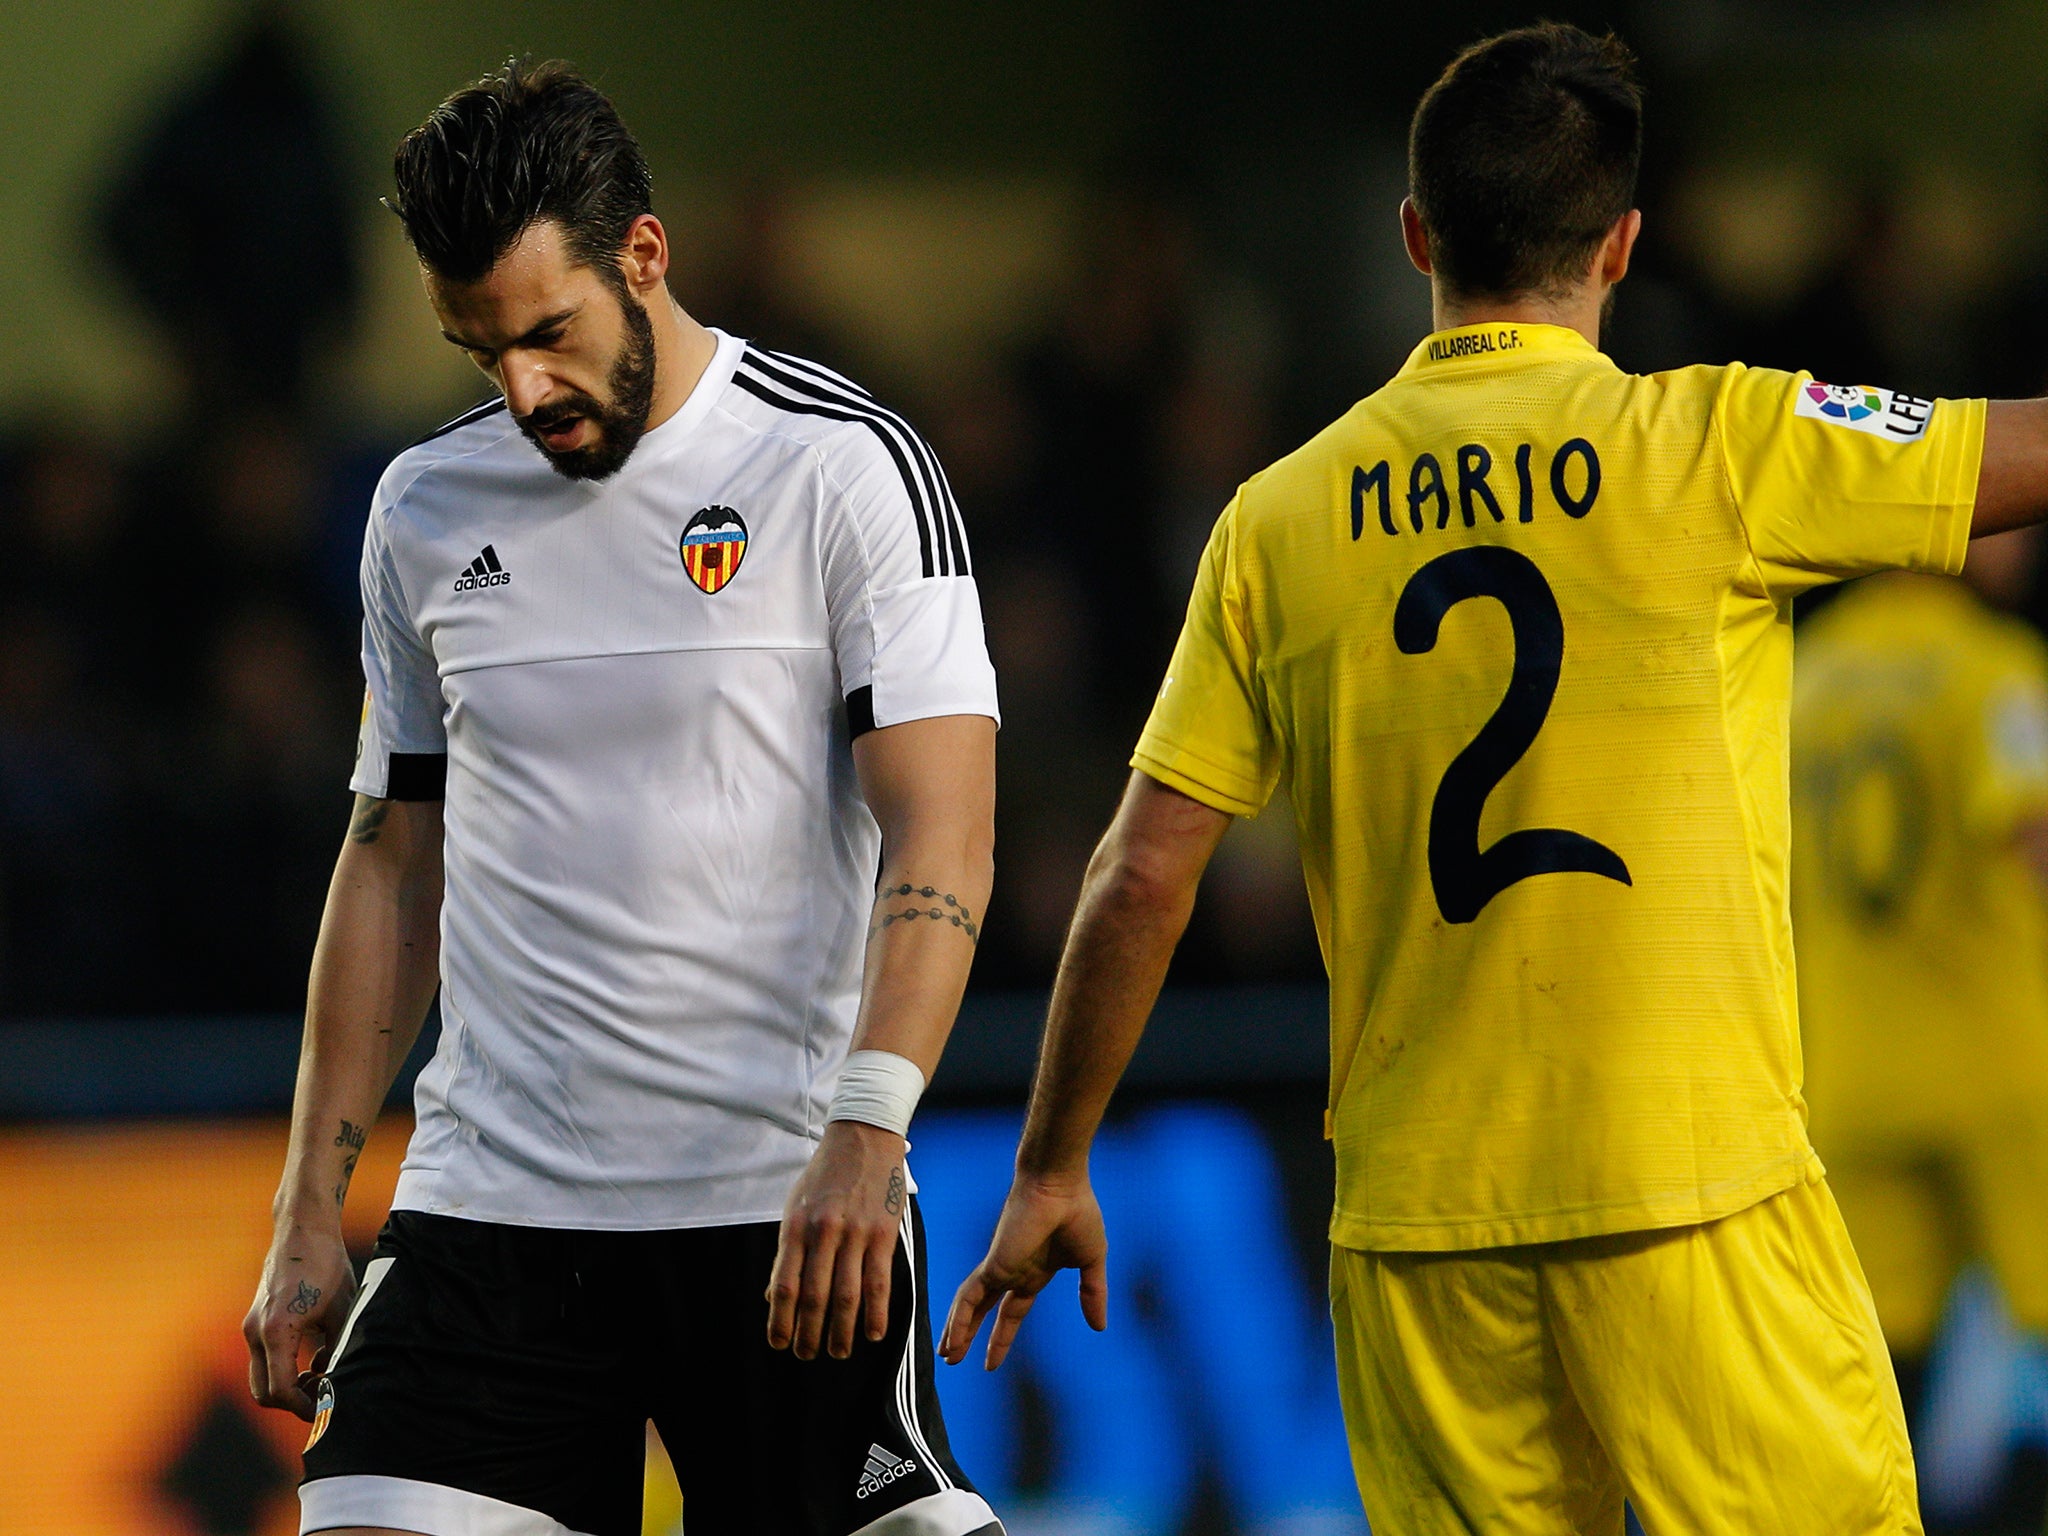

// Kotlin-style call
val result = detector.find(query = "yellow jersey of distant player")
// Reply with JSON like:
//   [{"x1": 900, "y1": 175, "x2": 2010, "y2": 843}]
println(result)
[
  {"x1": 1793, "y1": 574, "x2": 2048, "y2": 1143},
  {"x1": 1134, "y1": 322, "x2": 1983, "y2": 1250}
]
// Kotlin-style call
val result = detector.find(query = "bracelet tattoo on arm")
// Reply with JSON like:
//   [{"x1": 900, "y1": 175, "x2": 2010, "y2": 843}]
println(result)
[{"x1": 871, "y1": 884, "x2": 980, "y2": 945}]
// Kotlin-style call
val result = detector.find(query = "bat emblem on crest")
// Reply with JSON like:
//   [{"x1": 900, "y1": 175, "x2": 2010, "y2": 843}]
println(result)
[{"x1": 680, "y1": 506, "x2": 748, "y2": 594}]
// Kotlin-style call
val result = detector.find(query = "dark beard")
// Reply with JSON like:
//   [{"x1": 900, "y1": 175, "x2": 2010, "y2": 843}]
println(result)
[{"x1": 516, "y1": 290, "x2": 658, "y2": 482}]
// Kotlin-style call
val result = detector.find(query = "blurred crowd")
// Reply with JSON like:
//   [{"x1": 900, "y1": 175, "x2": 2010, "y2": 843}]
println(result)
[
  {"x1": 0, "y1": 19, "x2": 379, "y2": 1017},
  {"x1": 11, "y1": 17, "x2": 2048, "y2": 1022}
]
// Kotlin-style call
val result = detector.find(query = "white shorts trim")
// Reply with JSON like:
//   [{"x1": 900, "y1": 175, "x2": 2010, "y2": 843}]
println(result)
[
  {"x1": 300, "y1": 1473, "x2": 598, "y2": 1536},
  {"x1": 891, "y1": 1205, "x2": 953, "y2": 1494},
  {"x1": 849, "y1": 1486, "x2": 1003, "y2": 1536},
  {"x1": 330, "y1": 1255, "x2": 395, "y2": 1366}
]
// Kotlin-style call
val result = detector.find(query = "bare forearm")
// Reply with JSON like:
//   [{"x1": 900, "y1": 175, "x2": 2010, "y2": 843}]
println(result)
[
  {"x1": 853, "y1": 846, "x2": 992, "y2": 1076},
  {"x1": 1014, "y1": 843, "x2": 1196, "y2": 1178},
  {"x1": 1973, "y1": 399, "x2": 2048, "y2": 537},
  {"x1": 848, "y1": 714, "x2": 997, "y2": 1078},
  {"x1": 273, "y1": 797, "x2": 443, "y2": 1228}
]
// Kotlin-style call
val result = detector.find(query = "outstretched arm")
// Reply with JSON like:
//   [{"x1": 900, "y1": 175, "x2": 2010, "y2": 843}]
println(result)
[
  {"x1": 1971, "y1": 400, "x2": 2048, "y2": 537},
  {"x1": 767, "y1": 713, "x2": 996, "y2": 1361},
  {"x1": 244, "y1": 794, "x2": 444, "y2": 1418},
  {"x1": 940, "y1": 770, "x2": 1233, "y2": 1370}
]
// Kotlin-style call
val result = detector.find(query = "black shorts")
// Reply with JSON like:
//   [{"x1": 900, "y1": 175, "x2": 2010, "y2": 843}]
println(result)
[{"x1": 300, "y1": 1200, "x2": 999, "y2": 1536}]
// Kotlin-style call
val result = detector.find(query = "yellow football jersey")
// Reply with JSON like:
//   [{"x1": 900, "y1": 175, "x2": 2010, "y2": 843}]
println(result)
[
  {"x1": 1135, "y1": 322, "x2": 1982, "y2": 1250},
  {"x1": 1793, "y1": 575, "x2": 2048, "y2": 1145}
]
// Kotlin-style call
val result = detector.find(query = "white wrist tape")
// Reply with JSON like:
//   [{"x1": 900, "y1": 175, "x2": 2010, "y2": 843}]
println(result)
[{"x1": 827, "y1": 1049, "x2": 927, "y2": 1138}]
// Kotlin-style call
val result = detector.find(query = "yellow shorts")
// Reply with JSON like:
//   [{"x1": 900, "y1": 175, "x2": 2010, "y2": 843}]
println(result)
[{"x1": 1330, "y1": 1176, "x2": 1919, "y2": 1534}]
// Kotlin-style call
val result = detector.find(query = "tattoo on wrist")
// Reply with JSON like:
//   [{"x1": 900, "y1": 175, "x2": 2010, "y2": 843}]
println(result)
[
  {"x1": 286, "y1": 1279, "x2": 322, "y2": 1315},
  {"x1": 334, "y1": 1120, "x2": 366, "y2": 1207},
  {"x1": 349, "y1": 796, "x2": 391, "y2": 845},
  {"x1": 884, "y1": 1165, "x2": 906, "y2": 1216},
  {"x1": 871, "y1": 885, "x2": 979, "y2": 945}
]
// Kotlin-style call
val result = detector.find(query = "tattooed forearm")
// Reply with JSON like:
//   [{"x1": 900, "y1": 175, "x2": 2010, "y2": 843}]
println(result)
[
  {"x1": 286, "y1": 1279, "x2": 322, "y2": 1315},
  {"x1": 334, "y1": 1120, "x2": 366, "y2": 1207},
  {"x1": 884, "y1": 1164, "x2": 905, "y2": 1216},
  {"x1": 871, "y1": 884, "x2": 980, "y2": 945},
  {"x1": 349, "y1": 796, "x2": 391, "y2": 845}
]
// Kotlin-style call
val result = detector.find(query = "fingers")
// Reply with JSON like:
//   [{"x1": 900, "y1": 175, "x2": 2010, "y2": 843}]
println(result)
[
  {"x1": 941, "y1": 1271, "x2": 998, "y2": 1365},
  {"x1": 267, "y1": 1319, "x2": 316, "y2": 1420},
  {"x1": 792, "y1": 1215, "x2": 842, "y2": 1360},
  {"x1": 826, "y1": 1224, "x2": 866, "y2": 1361},
  {"x1": 1078, "y1": 1255, "x2": 1110, "y2": 1332},
  {"x1": 244, "y1": 1305, "x2": 315, "y2": 1420},
  {"x1": 296, "y1": 1342, "x2": 336, "y2": 1403},
  {"x1": 820, "y1": 1225, "x2": 897, "y2": 1360},
  {"x1": 765, "y1": 1226, "x2": 805, "y2": 1351},
  {"x1": 862, "y1": 1227, "x2": 895, "y2": 1346},
  {"x1": 772, "y1": 1214, "x2": 898, "y2": 1360},
  {"x1": 243, "y1": 1306, "x2": 273, "y2": 1406},
  {"x1": 984, "y1": 1287, "x2": 1039, "y2": 1372}
]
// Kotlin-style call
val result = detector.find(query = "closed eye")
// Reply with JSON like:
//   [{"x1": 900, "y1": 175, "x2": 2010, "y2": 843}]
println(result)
[{"x1": 440, "y1": 307, "x2": 576, "y2": 361}]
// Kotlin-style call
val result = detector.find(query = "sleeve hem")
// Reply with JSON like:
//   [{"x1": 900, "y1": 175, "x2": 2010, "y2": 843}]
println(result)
[
  {"x1": 1130, "y1": 748, "x2": 1267, "y2": 818},
  {"x1": 1926, "y1": 396, "x2": 1987, "y2": 576},
  {"x1": 867, "y1": 698, "x2": 1002, "y2": 732}
]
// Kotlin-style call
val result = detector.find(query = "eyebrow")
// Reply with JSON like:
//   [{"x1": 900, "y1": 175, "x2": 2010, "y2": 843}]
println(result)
[{"x1": 439, "y1": 307, "x2": 578, "y2": 353}]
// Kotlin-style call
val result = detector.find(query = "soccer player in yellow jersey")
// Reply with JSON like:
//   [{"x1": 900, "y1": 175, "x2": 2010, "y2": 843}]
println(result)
[
  {"x1": 939, "y1": 21, "x2": 2048, "y2": 1534},
  {"x1": 1793, "y1": 528, "x2": 2048, "y2": 1515}
]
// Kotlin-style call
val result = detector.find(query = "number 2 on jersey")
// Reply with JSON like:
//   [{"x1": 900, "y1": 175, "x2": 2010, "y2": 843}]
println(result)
[{"x1": 1395, "y1": 546, "x2": 1631, "y2": 923}]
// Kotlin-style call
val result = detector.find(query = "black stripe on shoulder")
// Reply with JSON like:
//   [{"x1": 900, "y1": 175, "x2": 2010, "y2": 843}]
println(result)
[
  {"x1": 731, "y1": 365, "x2": 938, "y2": 579},
  {"x1": 768, "y1": 350, "x2": 971, "y2": 578},
  {"x1": 739, "y1": 350, "x2": 950, "y2": 573},
  {"x1": 762, "y1": 345, "x2": 876, "y2": 401},
  {"x1": 748, "y1": 349, "x2": 972, "y2": 577},
  {"x1": 406, "y1": 397, "x2": 509, "y2": 451}
]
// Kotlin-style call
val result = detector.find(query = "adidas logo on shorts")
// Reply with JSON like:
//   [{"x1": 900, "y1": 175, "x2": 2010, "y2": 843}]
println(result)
[
  {"x1": 855, "y1": 1441, "x2": 918, "y2": 1499},
  {"x1": 453, "y1": 545, "x2": 512, "y2": 591}
]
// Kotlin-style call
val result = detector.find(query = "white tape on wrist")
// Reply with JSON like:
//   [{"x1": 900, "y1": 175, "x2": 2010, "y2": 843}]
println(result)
[{"x1": 827, "y1": 1049, "x2": 927, "y2": 1138}]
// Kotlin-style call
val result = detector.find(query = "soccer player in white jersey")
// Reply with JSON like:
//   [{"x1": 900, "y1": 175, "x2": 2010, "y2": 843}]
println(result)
[{"x1": 241, "y1": 62, "x2": 1003, "y2": 1536}]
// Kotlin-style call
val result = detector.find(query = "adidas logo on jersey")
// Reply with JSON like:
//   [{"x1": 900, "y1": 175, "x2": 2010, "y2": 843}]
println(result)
[
  {"x1": 855, "y1": 1442, "x2": 917, "y2": 1499},
  {"x1": 453, "y1": 545, "x2": 511, "y2": 591}
]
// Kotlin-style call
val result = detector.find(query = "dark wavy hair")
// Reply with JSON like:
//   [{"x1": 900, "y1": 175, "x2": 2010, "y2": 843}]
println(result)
[
  {"x1": 387, "y1": 59, "x2": 653, "y2": 291},
  {"x1": 1408, "y1": 23, "x2": 1643, "y2": 299}
]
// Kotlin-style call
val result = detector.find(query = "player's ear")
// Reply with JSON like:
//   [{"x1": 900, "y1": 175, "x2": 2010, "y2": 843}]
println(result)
[
  {"x1": 619, "y1": 213, "x2": 670, "y2": 298},
  {"x1": 1599, "y1": 209, "x2": 1643, "y2": 288},
  {"x1": 1399, "y1": 198, "x2": 1434, "y2": 277}
]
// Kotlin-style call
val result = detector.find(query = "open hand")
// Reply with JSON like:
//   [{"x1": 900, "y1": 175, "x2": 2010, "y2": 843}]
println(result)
[
  {"x1": 940, "y1": 1172, "x2": 1108, "y2": 1370},
  {"x1": 767, "y1": 1120, "x2": 909, "y2": 1360}
]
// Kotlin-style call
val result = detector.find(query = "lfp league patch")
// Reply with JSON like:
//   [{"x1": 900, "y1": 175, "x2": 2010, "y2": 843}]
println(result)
[{"x1": 1794, "y1": 380, "x2": 1933, "y2": 442}]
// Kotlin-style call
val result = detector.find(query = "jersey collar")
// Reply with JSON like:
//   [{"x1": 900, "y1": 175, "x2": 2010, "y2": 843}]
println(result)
[
  {"x1": 635, "y1": 327, "x2": 746, "y2": 452},
  {"x1": 1398, "y1": 322, "x2": 1603, "y2": 376}
]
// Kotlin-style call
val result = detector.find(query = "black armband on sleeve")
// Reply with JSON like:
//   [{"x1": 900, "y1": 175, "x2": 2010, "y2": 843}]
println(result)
[
  {"x1": 846, "y1": 686, "x2": 877, "y2": 740},
  {"x1": 385, "y1": 752, "x2": 448, "y2": 800}
]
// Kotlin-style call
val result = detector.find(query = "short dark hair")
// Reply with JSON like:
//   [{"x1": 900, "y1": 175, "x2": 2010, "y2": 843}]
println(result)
[
  {"x1": 388, "y1": 59, "x2": 653, "y2": 289},
  {"x1": 1408, "y1": 24, "x2": 1643, "y2": 299}
]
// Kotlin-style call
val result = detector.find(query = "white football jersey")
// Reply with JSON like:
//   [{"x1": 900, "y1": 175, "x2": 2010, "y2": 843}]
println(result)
[{"x1": 351, "y1": 330, "x2": 999, "y2": 1229}]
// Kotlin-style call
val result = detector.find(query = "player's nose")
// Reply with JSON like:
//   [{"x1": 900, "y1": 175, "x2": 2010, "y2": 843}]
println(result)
[{"x1": 500, "y1": 362, "x2": 559, "y2": 421}]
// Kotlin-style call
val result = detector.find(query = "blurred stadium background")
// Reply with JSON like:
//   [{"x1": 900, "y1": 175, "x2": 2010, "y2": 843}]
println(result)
[{"x1": 8, "y1": 1, "x2": 2048, "y2": 1532}]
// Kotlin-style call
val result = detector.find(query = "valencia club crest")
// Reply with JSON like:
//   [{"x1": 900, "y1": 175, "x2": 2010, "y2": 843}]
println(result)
[{"x1": 680, "y1": 506, "x2": 748, "y2": 594}]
